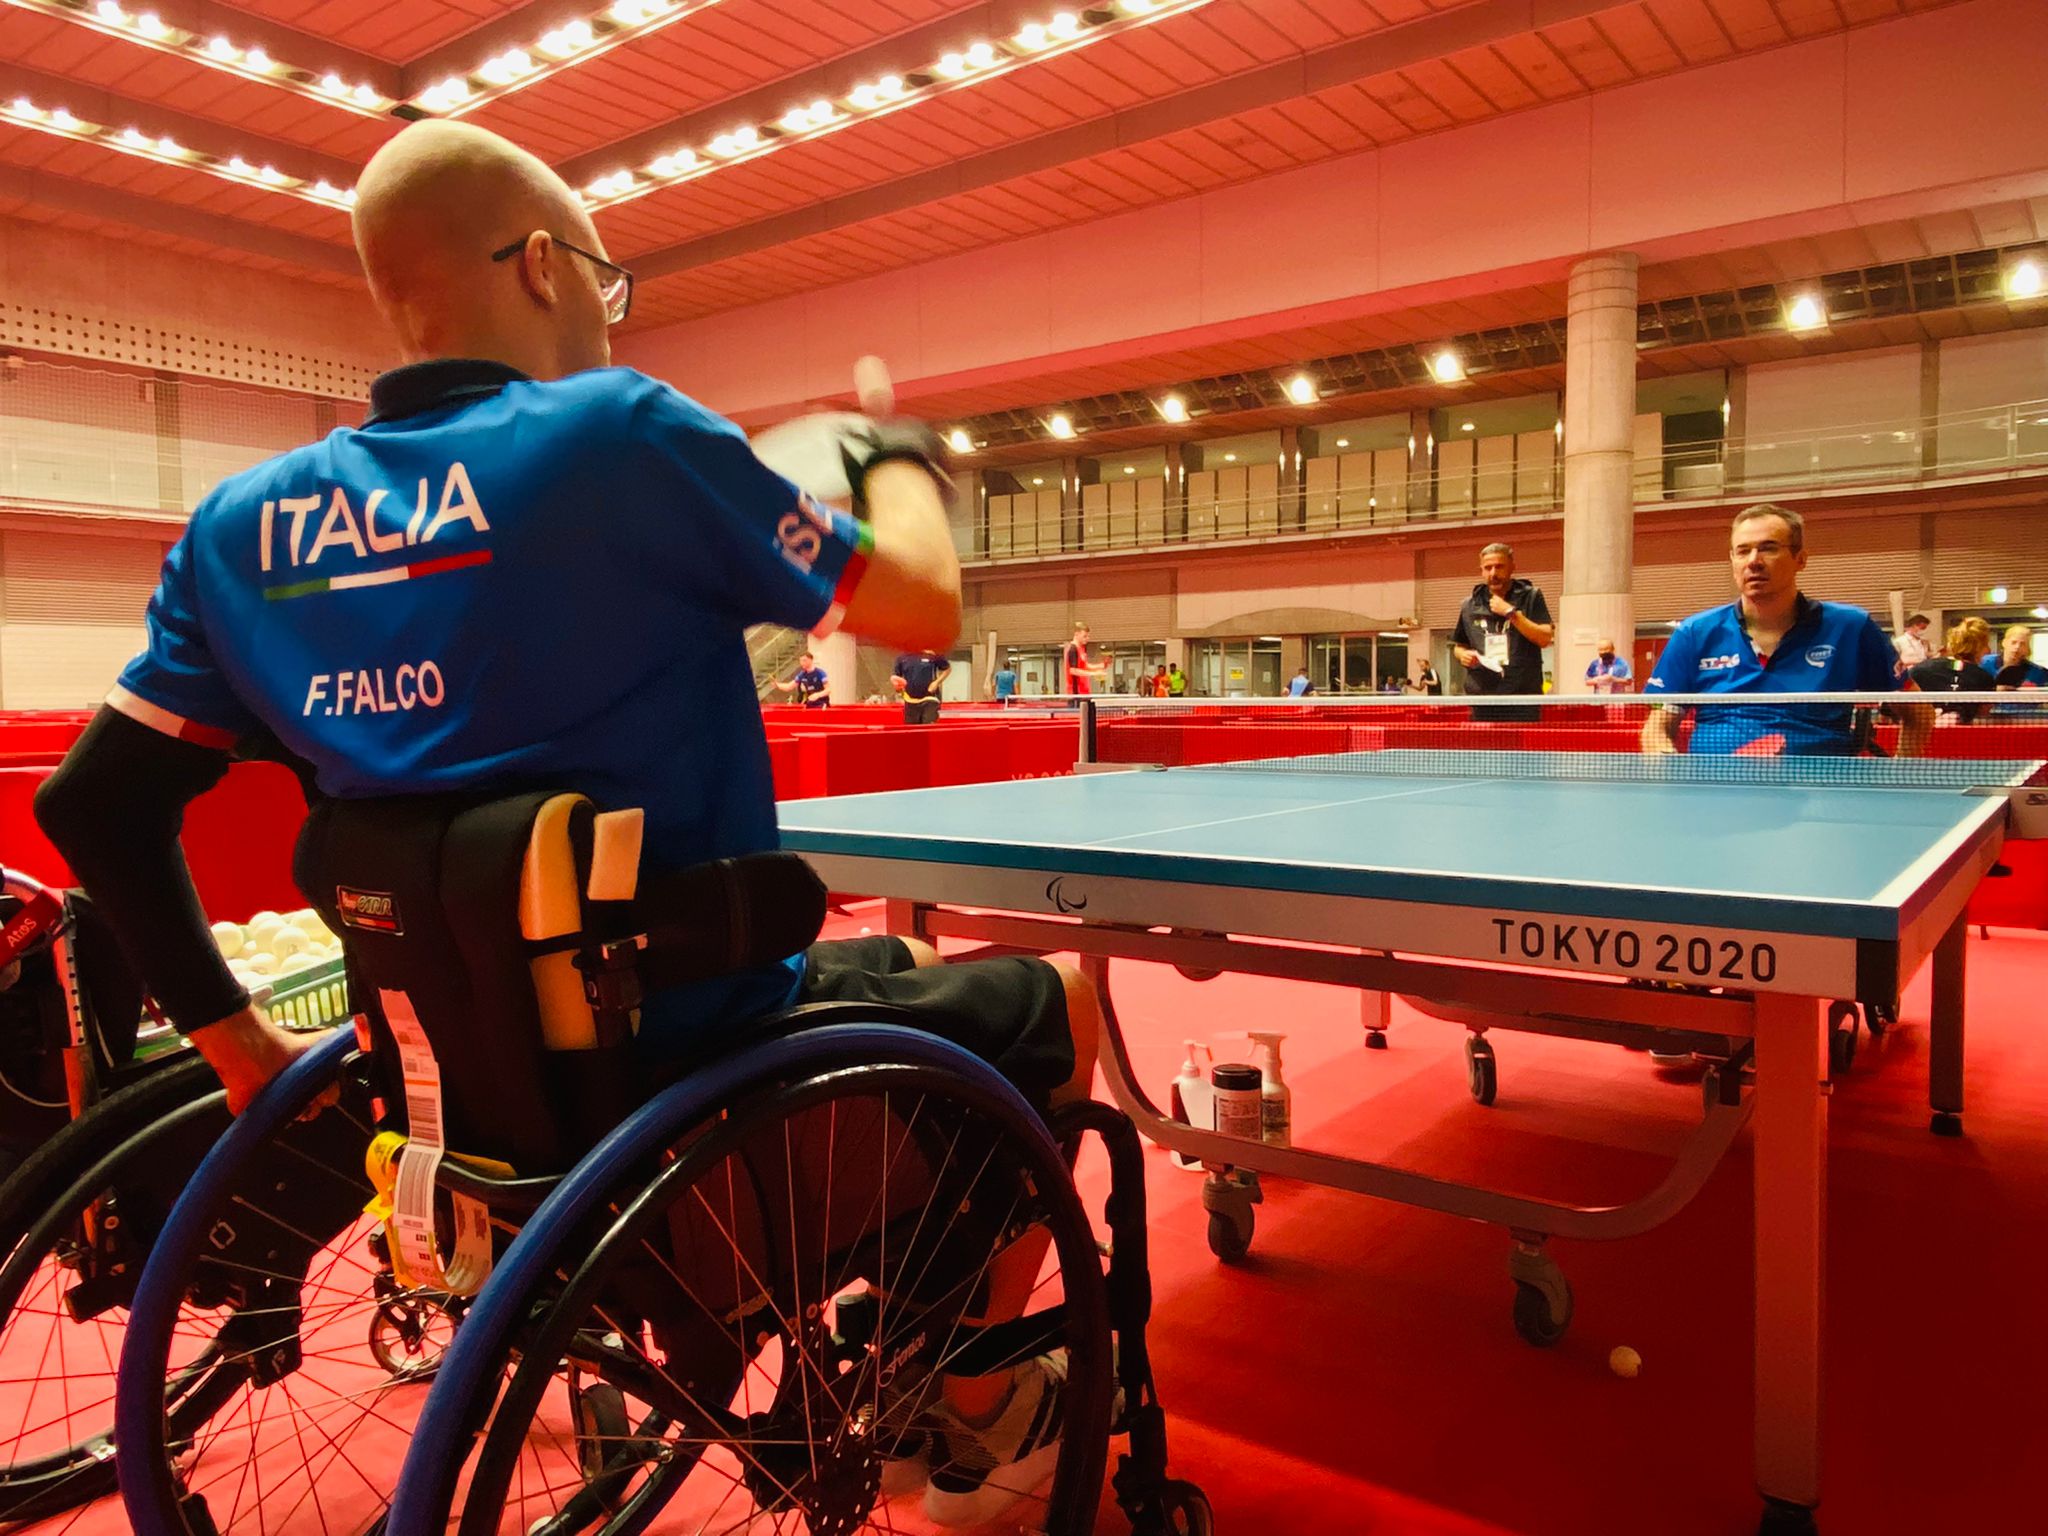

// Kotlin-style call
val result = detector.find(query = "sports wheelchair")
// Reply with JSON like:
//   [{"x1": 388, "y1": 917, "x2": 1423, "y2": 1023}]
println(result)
[
  {"x1": 0, "y1": 870, "x2": 236, "y2": 1523},
  {"x1": 110, "y1": 789, "x2": 1207, "y2": 1535}
]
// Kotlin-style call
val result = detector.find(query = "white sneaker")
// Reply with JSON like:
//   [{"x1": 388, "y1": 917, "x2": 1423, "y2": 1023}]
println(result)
[{"x1": 922, "y1": 1352, "x2": 1070, "y2": 1528}]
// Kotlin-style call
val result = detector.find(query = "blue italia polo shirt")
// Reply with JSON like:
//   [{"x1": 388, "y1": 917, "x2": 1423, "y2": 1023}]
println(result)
[
  {"x1": 110, "y1": 359, "x2": 872, "y2": 1058},
  {"x1": 1644, "y1": 593, "x2": 1899, "y2": 754}
]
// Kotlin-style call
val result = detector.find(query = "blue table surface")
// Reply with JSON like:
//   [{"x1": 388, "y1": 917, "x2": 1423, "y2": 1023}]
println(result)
[{"x1": 777, "y1": 754, "x2": 2040, "y2": 937}]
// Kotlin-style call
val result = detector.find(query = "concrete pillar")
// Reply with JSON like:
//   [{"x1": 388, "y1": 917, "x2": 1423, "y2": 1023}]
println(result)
[
  {"x1": 1558, "y1": 252, "x2": 1640, "y2": 696},
  {"x1": 815, "y1": 629, "x2": 859, "y2": 705}
]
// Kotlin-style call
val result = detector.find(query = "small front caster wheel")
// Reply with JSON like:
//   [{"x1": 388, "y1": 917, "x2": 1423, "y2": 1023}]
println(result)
[
  {"x1": 1465, "y1": 1035, "x2": 1498, "y2": 1106},
  {"x1": 1206, "y1": 1207, "x2": 1254, "y2": 1263}
]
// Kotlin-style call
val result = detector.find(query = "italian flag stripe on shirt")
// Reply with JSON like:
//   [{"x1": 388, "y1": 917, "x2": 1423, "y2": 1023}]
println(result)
[
  {"x1": 106, "y1": 684, "x2": 240, "y2": 749},
  {"x1": 264, "y1": 548, "x2": 492, "y2": 602}
]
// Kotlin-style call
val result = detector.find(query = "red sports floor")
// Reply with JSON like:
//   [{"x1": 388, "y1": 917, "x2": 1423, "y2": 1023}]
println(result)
[{"x1": 13, "y1": 919, "x2": 2047, "y2": 1536}]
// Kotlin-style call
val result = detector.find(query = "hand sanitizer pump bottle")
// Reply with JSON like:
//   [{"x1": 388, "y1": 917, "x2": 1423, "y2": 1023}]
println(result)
[{"x1": 1244, "y1": 1031, "x2": 1291, "y2": 1147}]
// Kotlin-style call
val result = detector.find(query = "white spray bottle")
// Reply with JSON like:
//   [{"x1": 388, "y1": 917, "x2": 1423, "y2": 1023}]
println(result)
[
  {"x1": 1168, "y1": 1040, "x2": 1213, "y2": 1170},
  {"x1": 1244, "y1": 1031, "x2": 1291, "y2": 1147}
]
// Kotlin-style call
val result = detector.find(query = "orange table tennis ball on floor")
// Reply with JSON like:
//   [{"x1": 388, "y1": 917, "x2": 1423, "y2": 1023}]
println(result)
[{"x1": 1609, "y1": 1346, "x2": 1642, "y2": 1379}]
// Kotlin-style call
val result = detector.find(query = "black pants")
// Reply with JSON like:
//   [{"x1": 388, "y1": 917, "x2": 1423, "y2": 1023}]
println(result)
[{"x1": 903, "y1": 699, "x2": 940, "y2": 724}]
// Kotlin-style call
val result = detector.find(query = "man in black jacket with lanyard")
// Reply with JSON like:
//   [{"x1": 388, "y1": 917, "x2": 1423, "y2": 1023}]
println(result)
[{"x1": 1450, "y1": 542, "x2": 1554, "y2": 722}]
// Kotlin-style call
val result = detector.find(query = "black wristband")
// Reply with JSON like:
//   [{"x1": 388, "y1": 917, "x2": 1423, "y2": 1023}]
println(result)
[{"x1": 842, "y1": 420, "x2": 955, "y2": 516}]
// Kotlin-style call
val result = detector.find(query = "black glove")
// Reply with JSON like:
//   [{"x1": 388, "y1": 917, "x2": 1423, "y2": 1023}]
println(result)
[{"x1": 751, "y1": 411, "x2": 954, "y2": 518}]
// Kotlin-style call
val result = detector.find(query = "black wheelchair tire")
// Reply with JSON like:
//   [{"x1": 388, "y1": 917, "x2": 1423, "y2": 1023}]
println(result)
[
  {"x1": 0, "y1": 1052, "x2": 214, "y2": 1271},
  {"x1": 442, "y1": 1059, "x2": 1118, "y2": 1536},
  {"x1": 0, "y1": 1086, "x2": 229, "y2": 1523}
]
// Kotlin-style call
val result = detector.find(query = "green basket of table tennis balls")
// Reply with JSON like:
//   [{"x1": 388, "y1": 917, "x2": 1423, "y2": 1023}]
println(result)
[{"x1": 209, "y1": 907, "x2": 352, "y2": 1033}]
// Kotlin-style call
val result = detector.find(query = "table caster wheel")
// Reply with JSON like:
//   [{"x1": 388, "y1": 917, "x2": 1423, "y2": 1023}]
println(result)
[
  {"x1": 1364, "y1": 1029, "x2": 1389, "y2": 1051},
  {"x1": 1207, "y1": 1207, "x2": 1253, "y2": 1263},
  {"x1": 1826, "y1": 1001, "x2": 1857, "y2": 1077},
  {"x1": 1200, "y1": 1169, "x2": 1260, "y2": 1263},
  {"x1": 1930, "y1": 1111, "x2": 1963, "y2": 1138},
  {"x1": 1464, "y1": 1035, "x2": 1497, "y2": 1106},
  {"x1": 1511, "y1": 1277, "x2": 1573, "y2": 1347},
  {"x1": 1863, "y1": 1001, "x2": 1895, "y2": 1038},
  {"x1": 1757, "y1": 1496, "x2": 1817, "y2": 1534}
]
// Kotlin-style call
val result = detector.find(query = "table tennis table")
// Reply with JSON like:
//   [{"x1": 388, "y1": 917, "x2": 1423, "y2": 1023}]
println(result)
[{"x1": 778, "y1": 707, "x2": 2043, "y2": 1535}]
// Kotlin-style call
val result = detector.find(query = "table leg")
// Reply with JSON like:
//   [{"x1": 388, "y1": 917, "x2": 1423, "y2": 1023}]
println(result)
[
  {"x1": 1752, "y1": 993, "x2": 1826, "y2": 1532},
  {"x1": 1360, "y1": 983, "x2": 1391, "y2": 1050},
  {"x1": 1928, "y1": 911, "x2": 1968, "y2": 1138}
]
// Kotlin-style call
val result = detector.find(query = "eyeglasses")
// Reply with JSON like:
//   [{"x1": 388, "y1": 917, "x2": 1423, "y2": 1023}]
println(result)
[{"x1": 491, "y1": 235, "x2": 633, "y2": 325}]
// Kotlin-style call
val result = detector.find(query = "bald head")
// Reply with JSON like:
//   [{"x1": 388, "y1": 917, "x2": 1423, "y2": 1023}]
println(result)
[{"x1": 353, "y1": 121, "x2": 613, "y2": 377}]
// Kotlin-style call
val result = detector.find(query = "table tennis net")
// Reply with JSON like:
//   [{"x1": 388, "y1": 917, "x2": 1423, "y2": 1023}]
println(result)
[{"x1": 1080, "y1": 695, "x2": 2048, "y2": 789}]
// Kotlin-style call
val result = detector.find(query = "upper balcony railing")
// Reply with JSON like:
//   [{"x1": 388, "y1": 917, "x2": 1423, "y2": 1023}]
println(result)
[
  {"x1": 4, "y1": 375, "x2": 2044, "y2": 541},
  {"x1": 964, "y1": 398, "x2": 2048, "y2": 563}
]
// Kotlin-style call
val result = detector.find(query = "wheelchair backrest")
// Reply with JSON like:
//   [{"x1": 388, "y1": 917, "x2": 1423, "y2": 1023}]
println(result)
[
  {"x1": 294, "y1": 791, "x2": 643, "y2": 1173},
  {"x1": 293, "y1": 791, "x2": 831, "y2": 1174}
]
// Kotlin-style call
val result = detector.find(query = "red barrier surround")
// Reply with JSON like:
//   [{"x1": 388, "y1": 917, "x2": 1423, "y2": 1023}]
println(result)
[
  {"x1": 766, "y1": 737, "x2": 800, "y2": 801},
  {"x1": 0, "y1": 721, "x2": 90, "y2": 755},
  {"x1": 926, "y1": 725, "x2": 1009, "y2": 787},
  {"x1": 1005, "y1": 725, "x2": 1079, "y2": 780},
  {"x1": 1, "y1": 760, "x2": 307, "y2": 923},
  {"x1": 1969, "y1": 840, "x2": 2048, "y2": 929},
  {"x1": 809, "y1": 730, "x2": 930, "y2": 797}
]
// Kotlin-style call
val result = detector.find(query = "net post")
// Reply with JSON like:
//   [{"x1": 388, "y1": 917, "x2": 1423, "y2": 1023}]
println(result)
[{"x1": 1078, "y1": 697, "x2": 1097, "y2": 766}]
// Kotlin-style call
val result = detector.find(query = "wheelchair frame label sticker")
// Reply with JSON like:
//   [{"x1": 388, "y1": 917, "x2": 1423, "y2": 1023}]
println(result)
[{"x1": 335, "y1": 885, "x2": 403, "y2": 935}]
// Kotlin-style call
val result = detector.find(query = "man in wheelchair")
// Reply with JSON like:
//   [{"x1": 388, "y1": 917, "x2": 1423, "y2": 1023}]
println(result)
[{"x1": 36, "y1": 118, "x2": 1116, "y2": 1530}]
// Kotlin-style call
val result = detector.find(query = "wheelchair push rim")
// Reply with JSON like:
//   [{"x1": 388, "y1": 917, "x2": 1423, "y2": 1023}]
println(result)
[
  {"x1": 450, "y1": 1059, "x2": 1117, "y2": 1536},
  {"x1": 383, "y1": 1023, "x2": 1115, "y2": 1536},
  {"x1": 116, "y1": 1032, "x2": 467, "y2": 1536}
]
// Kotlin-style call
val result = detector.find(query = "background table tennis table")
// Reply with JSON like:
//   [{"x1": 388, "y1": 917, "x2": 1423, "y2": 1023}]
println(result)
[{"x1": 779, "y1": 733, "x2": 2041, "y2": 1535}]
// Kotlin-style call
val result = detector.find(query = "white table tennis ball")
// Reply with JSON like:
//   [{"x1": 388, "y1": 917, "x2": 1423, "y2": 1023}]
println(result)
[
  {"x1": 246, "y1": 910, "x2": 282, "y2": 930},
  {"x1": 243, "y1": 950, "x2": 278, "y2": 976},
  {"x1": 1608, "y1": 1345, "x2": 1642, "y2": 1379},
  {"x1": 210, "y1": 921, "x2": 245, "y2": 959},
  {"x1": 269, "y1": 924, "x2": 310, "y2": 960}
]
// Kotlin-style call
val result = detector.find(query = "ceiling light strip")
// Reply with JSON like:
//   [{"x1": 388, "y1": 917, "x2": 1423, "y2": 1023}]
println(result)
[
  {"x1": 7, "y1": 0, "x2": 391, "y2": 116},
  {"x1": 0, "y1": 94, "x2": 351, "y2": 208},
  {"x1": 577, "y1": 0, "x2": 1210, "y2": 210},
  {"x1": 415, "y1": 0, "x2": 726, "y2": 117},
  {"x1": 7, "y1": 0, "x2": 726, "y2": 122}
]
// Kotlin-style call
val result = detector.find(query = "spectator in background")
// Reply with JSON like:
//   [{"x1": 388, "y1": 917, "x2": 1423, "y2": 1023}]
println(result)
[
  {"x1": 989, "y1": 651, "x2": 1019, "y2": 702},
  {"x1": 1151, "y1": 667, "x2": 1170, "y2": 698},
  {"x1": 1995, "y1": 624, "x2": 2048, "y2": 691},
  {"x1": 1288, "y1": 667, "x2": 1314, "y2": 698},
  {"x1": 892, "y1": 650, "x2": 949, "y2": 724},
  {"x1": 1414, "y1": 658, "x2": 1442, "y2": 696},
  {"x1": 1910, "y1": 617, "x2": 1996, "y2": 722},
  {"x1": 1584, "y1": 639, "x2": 1633, "y2": 695},
  {"x1": 1166, "y1": 663, "x2": 1189, "y2": 698},
  {"x1": 1893, "y1": 613, "x2": 1932, "y2": 671},
  {"x1": 1450, "y1": 541, "x2": 1553, "y2": 723},
  {"x1": 772, "y1": 650, "x2": 830, "y2": 708},
  {"x1": 1380, "y1": 674, "x2": 1402, "y2": 694},
  {"x1": 1063, "y1": 622, "x2": 1109, "y2": 695}
]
